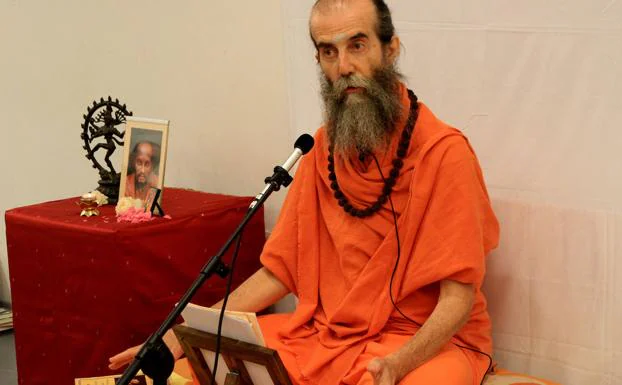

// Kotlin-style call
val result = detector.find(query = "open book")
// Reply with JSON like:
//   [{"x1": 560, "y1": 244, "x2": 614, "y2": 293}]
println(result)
[
  {"x1": 74, "y1": 373, "x2": 148, "y2": 385},
  {"x1": 0, "y1": 306, "x2": 13, "y2": 332},
  {"x1": 74, "y1": 371, "x2": 189, "y2": 385},
  {"x1": 181, "y1": 303, "x2": 272, "y2": 385}
]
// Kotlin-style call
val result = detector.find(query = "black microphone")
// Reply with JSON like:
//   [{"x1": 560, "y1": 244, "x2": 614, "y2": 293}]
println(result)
[
  {"x1": 281, "y1": 134, "x2": 315, "y2": 170},
  {"x1": 249, "y1": 134, "x2": 314, "y2": 209}
]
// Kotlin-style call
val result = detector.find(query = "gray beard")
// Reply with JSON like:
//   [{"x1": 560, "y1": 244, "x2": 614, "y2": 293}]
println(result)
[{"x1": 320, "y1": 64, "x2": 404, "y2": 157}]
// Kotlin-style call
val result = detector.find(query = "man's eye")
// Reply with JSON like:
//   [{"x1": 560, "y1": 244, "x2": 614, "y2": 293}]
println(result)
[
  {"x1": 352, "y1": 42, "x2": 365, "y2": 51},
  {"x1": 322, "y1": 48, "x2": 336, "y2": 58}
]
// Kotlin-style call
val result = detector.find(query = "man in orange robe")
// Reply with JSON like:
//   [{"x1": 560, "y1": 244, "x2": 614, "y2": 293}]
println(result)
[
  {"x1": 124, "y1": 141, "x2": 160, "y2": 201},
  {"x1": 110, "y1": 1, "x2": 499, "y2": 384}
]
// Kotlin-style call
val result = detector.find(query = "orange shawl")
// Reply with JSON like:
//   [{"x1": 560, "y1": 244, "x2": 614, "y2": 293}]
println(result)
[
  {"x1": 124, "y1": 173, "x2": 159, "y2": 201},
  {"x1": 260, "y1": 84, "x2": 499, "y2": 384}
]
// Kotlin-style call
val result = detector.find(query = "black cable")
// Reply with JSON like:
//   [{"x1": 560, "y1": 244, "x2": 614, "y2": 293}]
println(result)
[
  {"x1": 211, "y1": 231, "x2": 244, "y2": 384},
  {"x1": 370, "y1": 154, "x2": 492, "y2": 385}
]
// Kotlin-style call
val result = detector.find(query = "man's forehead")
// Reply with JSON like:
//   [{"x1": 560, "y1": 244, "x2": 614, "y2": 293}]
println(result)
[
  {"x1": 313, "y1": 0, "x2": 352, "y2": 14},
  {"x1": 136, "y1": 143, "x2": 153, "y2": 155},
  {"x1": 310, "y1": 0, "x2": 377, "y2": 44},
  {"x1": 318, "y1": 32, "x2": 364, "y2": 46}
]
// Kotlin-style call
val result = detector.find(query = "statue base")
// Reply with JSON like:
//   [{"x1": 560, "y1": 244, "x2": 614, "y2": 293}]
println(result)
[{"x1": 97, "y1": 173, "x2": 121, "y2": 204}]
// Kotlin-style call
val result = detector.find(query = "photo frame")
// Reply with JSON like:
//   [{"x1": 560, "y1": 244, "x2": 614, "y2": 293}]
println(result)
[{"x1": 119, "y1": 117, "x2": 169, "y2": 207}]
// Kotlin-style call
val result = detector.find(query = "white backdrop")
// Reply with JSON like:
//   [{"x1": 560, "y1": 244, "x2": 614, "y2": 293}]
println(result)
[
  {"x1": 281, "y1": 1, "x2": 622, "y2": 384},
  {"x1": 0, "y1": 1, "x2": 291, "y2": 305},
  {"x1": 1, "y1": 1, "x2": 621, "y2": 383},
  {"x1": 283, "y1": 0, "x2": 622, "y2": 209}
]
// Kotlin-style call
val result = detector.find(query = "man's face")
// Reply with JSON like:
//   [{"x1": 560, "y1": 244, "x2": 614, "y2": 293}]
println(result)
[
  {"x1": 311, "y1": 0, "x2": 403, "y2": 156},
  {"x1": 310, "y1": 0, "x2": 393, "y2": 86},
  {"x1": 134, "y1": 143, "x2": 154, "y2": 185}
]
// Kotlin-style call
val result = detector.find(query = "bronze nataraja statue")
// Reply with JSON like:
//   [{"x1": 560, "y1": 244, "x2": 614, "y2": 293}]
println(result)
[{"x1": 81, "y1": 96, "x2": 132, "y2": 204}]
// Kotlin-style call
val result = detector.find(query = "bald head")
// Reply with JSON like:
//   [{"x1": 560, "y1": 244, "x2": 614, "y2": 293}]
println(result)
[
  {"x1": 311, "y1": 0, "x2": 395, "y2": 46},
  {"x1": 312, "y1": 0, "x2": 352, "y2": 14}
]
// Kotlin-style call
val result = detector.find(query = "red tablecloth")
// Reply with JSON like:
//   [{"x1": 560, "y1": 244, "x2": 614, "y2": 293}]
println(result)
[{"x1": 5, "y1": 188, "x2": 265, "y2": 385}]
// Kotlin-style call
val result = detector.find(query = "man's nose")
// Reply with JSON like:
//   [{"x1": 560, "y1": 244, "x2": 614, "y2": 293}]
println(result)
[{"x1": 338, "y1": 52, "x2": 355, "y2": 77}]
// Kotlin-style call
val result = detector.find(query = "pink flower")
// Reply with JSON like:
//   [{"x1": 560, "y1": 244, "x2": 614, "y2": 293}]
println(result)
[{"x1": 116, "y1": 207, "x2": 155, "y2": 223}]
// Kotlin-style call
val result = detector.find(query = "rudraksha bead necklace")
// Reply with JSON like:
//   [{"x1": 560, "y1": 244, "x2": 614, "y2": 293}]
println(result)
[{"x1": 328, "y1": 89, "x2": 419, "y2": 218}]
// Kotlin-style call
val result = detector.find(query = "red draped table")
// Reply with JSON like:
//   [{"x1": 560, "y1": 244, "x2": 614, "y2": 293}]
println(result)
[{"x1": 5, "y1": 188, "x2": 265, "y2": 385}]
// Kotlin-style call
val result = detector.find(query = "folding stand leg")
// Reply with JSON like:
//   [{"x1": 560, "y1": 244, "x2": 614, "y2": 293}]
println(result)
[
  {"x1": 224, "y1": 371, "x2": 240, "y2": 385},
  {"x1": 148, "y1": 188, "x2": 165, "y2": 217}
]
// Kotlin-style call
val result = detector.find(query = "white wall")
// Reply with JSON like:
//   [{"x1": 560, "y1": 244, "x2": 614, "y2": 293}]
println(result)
[
  {"x1": 0, "y1": 1, "x2": 291, "y2": 304},
  {"x1": 281, "y1": 0, "x2": 622, "y2": 384},
  {"x1": 3, "y1": 0, "x2": 621, "y2": 382},
  {"x1": 283, "y1": 0, "x2": 622, "y2": 211}
]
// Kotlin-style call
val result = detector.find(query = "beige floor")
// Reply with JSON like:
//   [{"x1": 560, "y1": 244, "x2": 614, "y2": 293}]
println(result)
[{"x1": 0, "y1": 331, "x2": 17, "y2": 385}]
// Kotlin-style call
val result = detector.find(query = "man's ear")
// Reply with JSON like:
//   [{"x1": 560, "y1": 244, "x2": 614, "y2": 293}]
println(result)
[{"x1": 385, "y1": 35, "x2": 401, "y2": 64}]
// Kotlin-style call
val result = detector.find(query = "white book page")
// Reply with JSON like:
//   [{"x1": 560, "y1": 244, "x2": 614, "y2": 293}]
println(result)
[
  {"x1": 200, "y1": 350, "x2": 228, "y2": 385},
  {"x1": 181, "y1": 303, "x2": 272, "y2": 385},
  {"x1": 181, "y1": 303, "x2": 264, "y2": 345},
  {"x1": 245, "y1": 361, "x2": 276, "y2": 385}
]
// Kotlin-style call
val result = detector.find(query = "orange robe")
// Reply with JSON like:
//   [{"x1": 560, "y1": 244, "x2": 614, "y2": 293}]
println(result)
[
  {"x1": 257, "y1": 84, "x2": 499, "y2": 385},
  {"x1": 124, "y1": 173, "x2": 158, "y2": 201}
]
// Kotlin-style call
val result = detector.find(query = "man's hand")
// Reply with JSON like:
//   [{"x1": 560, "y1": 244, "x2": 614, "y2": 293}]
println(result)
[
  {"x1": 367, "y1": 357, "x2": 400, "y2": 385},
  {"x1": 108, "y1": 344, "x2": 141, "y2": 370},
  {"x1": 365, "y1": 280, "x2": 475, "y2": 383},
  {"x1": 108, "y1": 328, "x2": 184, "y2": 370}
]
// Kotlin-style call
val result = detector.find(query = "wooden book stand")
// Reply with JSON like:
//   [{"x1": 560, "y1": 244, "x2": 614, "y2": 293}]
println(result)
[{"x1": 173, "y1": 325, "x2": 292, "y2": 385}]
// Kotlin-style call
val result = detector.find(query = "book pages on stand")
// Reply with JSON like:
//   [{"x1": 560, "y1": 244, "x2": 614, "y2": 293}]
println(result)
[{"x1": 181, "y1": 303, "x2": 273, "y2": 385}]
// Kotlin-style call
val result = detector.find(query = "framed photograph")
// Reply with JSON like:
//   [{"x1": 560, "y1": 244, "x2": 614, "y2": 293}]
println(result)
[{"x1": 119, "y1": 117, "x2": 169, "y2": 206}]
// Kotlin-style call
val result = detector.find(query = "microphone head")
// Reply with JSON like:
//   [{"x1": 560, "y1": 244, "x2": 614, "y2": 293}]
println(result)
[{"x1": 294, "y1": 134, "x2": 315, "y2": 155}]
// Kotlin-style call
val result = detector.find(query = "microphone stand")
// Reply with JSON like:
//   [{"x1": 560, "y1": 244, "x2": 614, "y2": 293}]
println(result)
[{"x1": 116, "y1": 166, "x2": 294, "y2": 385}]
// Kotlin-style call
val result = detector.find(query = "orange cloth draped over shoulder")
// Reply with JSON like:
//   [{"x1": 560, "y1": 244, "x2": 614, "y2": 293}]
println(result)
[
  {"x1": 124, "y1": 173, "x2": 158, "y2": 201},
  {"x1": 194, "y1": 84, "x2": 499, "y2": 385}
]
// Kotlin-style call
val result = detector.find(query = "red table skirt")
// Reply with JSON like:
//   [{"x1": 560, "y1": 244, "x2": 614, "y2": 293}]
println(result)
[{"x1": 5, "y1": 188, "x2": 265, "y2": 385}]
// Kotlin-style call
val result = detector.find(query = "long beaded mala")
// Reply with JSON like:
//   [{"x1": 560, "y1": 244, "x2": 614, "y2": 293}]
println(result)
[{"x1": 327, "y1": 89, "x2": 419, "y2": 218}]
